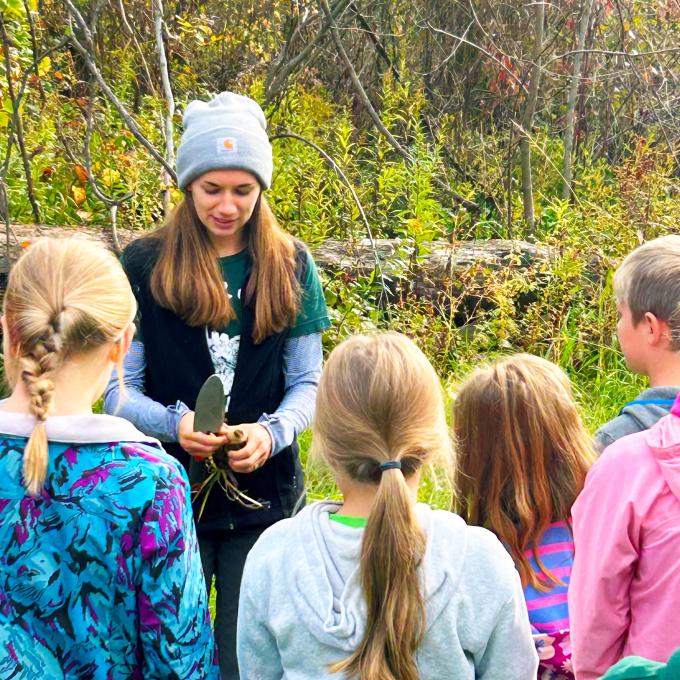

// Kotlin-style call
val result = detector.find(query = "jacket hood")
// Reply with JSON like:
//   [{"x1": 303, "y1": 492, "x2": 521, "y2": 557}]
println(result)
[
  {"x1": 283, "y1": 501, "x2": 468, "y2": 653},
  {"x1": 646, "y1": 404, "x2": 680, "y2": 502},
  {"x1": 619, "y1": 386, "x2": 680, "y2": 430}
]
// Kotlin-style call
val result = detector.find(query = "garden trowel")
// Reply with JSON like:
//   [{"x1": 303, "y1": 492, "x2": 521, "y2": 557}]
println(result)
[
  {"x1": 190, "y1": 374, "x2": 264, "y2": 513},
  {"x1": 193, "y1": 374, "x2": 226, "y2": 434}
]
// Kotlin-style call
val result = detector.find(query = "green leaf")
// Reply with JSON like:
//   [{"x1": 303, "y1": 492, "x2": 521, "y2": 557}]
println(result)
[{"x1": 0, "y1": 0, "x2": 23, "y2": 17}]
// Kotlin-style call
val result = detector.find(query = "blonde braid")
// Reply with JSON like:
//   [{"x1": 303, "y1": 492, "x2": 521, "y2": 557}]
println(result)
[{"x1": 20, "y1": 317, "x2": 63, "y2": 496}]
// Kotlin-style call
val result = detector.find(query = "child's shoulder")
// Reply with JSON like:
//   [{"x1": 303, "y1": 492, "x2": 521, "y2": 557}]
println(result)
[
  {"x1": 425, "y1": 505, "x2": 502, "y2": 544},
  {"x1": 246, "y1": 502, "x2": 317, "y2": 563},
  {"x1": 422, "y1": 506, "x2": 518, "y2": 583}
]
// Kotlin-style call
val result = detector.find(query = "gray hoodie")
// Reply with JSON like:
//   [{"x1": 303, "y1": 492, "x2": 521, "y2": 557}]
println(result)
[
  {"x1": 237, "y1": 501, "x2": 538, "y2": 680},
  {"x1": 594, "y1": 386, "x2": 680, "y2": 452}
]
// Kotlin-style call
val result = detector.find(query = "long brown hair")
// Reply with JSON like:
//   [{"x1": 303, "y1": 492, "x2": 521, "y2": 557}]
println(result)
[
  {"x1": 149, "y1": 191, "x2": 299, "y2": 343},
  {"x1": 453, "y1": 353, "x2": 595, "y2": 591},
  {"x1": 3, "y1": 237, "x2": 136, "y2": 495},
  {"x1": 312, "y1": 332, "x2": 452, "y2": 680}
]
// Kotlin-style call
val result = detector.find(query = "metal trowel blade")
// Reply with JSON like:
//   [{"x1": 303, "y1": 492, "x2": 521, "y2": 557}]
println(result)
[{"x1": 193, "y1": 374, "x2": 226, "y2": 434}]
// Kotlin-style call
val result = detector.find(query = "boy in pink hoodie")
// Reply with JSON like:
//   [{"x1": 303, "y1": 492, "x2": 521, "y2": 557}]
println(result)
[{"x1": 569, "y1": 236, "x2": 680, "y2": 679}]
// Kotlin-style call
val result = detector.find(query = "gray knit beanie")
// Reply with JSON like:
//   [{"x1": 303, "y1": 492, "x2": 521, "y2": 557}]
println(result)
[{"x1": 176, "y1": 91, "x2": 273, "y2": 190}]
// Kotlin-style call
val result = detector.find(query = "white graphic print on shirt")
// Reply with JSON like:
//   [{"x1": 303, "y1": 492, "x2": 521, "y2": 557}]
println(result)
[{"x1": 206, "y1": 282, "x2": 241, "y2": 408}]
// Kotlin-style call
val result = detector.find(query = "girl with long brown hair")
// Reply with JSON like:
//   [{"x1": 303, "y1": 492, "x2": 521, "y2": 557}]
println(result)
[
  {"x1": 104, "y1": 91, "x2": 330, "y2": 678},
  {"x1": 237, "y1": 332, "x2": 537, "y2": 680},
  {"x1": 453, "y1": 353, "x2": 596, "y2": 679}
]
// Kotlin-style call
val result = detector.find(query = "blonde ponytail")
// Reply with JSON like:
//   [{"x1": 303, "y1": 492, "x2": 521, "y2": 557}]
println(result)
[
  {"x1": 3, "y1": 237, "x2": 136, "y2": 496},
  {"x1": 334, "y1": 465, "x2": 426, "y2": 680},
  {"x1": 313, "y1": 332, "x2": 451, "y2": 680}
]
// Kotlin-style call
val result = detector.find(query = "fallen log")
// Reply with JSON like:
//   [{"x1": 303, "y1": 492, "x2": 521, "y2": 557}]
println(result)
[
  {"x1": 312, "y1": 237, "x2": 555, "y2": 301},
  {"x1": 0, "y1": 224, "x2": 139, "y2": 275},
  {"x1": 0, "y1": 227, "x2": 557, "y2": 322},
  {"x1": 1, "y1": 225, "x2": 554, "y2": 280}
]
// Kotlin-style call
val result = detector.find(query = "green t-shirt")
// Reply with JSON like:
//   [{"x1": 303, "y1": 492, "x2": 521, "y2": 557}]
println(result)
[
  {"x1": 207, "y1": 248, "x2": 330, "y2": 402},
  {"x1": 216, "y1": 248, "x2": 330, "y2": 339},
  {"x1": 329, "y1": 514, "x2": 367, "y2": 529}
]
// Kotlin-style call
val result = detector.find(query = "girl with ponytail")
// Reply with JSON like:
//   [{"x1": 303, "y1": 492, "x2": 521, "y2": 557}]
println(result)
[
  {"x1": 237, "y1": 332, "x2": 538, "y2": 679},
  {"x1": 0, "y1": 238, "x2": 217, "y2": 678}
]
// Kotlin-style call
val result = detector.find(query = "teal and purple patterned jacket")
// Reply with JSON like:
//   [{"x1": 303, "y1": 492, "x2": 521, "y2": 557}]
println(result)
[{"x1": 0, "y1": 410, "x2": 219, "y2": 679}]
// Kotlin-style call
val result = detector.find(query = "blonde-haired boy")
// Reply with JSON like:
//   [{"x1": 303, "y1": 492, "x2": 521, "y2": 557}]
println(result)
[{"x1": 595, "y1": 234, "x2": 680, "y2": 451}]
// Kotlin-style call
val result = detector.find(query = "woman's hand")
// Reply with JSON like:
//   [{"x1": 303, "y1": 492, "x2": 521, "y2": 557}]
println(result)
[
  {"x1": 227, "y1": 423, "x2": 272, "y2": 473},
  {"x1": 178, "y1": 411, "x2": 229, "y2": 459}
]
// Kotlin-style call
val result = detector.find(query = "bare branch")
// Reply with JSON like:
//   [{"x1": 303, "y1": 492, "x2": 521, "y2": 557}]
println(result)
[
  {"x1": 0, "y1": 12, "x2": 40, "y2": 222},
  {"x1": 116, "y1": 0, "x2": 154, "y2": 91},
  {"x1": 83, "y1": 87, "x2": 133, "y2": 254},
  {"x1": 320, "y1": 0, "x2": 411, "y2": 158},
  {"x1": 424, "y1": 21, "x2": 529, "y2": 95},
  {"x1": 271, "y1": 129, "x2": 391, "y2": 311},
  {"x1": 544, "y1": 46, "x2": 680, "y2": 68},
  {"x1": 22, "y1": 0, "x2": 46, "y2": 102},
  {"x1": 319, "y1": 0, "x2": 479, "y2": 213},
  {"x1": 609, "y1": 0, "x2": 679, "y2": 169},
  {"x1": 265, "y1": 0, "x2": 353, "y2": 103},
  {"x1": 1, "y1": 34, "x2": 70, "y2": 179},
  {"x1": 520, "y1": 0, "x2": 545, "y2": 232},
  {"x1": 348, "y1": 2, "x2": 400, "y2": 82},
  {"x1": 0, "y1": 181, "x2": 20, "y2": 271},
  {"x1": 63, "y1": 0, "x2": 177, "y2": 181},
  {"x1": 420, "y1": 21, "x2": 473, "y2": 76},
  {"x1": 561, "y1": 0, "x2": 595, "y2": 199},
  {"x1": 154, "y1": 0, "x2": 176, "y2": 215}
]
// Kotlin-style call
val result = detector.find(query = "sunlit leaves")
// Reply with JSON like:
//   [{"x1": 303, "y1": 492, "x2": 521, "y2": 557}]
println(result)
[
  {"x1": 36, "y1": 56, "x2": 50, "y2": 77},
  {"x1": 71, "y1": 185, "x2": 85, "y2": 205}
]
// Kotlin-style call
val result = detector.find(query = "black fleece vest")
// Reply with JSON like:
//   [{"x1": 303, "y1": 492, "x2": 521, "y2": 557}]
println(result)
[{"x1": 123, "y1": 237, "x2": 306, "y2": 532}]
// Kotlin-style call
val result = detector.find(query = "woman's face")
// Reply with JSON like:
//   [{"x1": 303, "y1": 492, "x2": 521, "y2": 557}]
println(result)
[{"x1": 188, "y1": 169, "x2": 261, "y2": 253}]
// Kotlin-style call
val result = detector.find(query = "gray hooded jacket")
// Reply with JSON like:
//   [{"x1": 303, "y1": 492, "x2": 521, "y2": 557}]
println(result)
[
  {"x1": 237, "y1": 501, "x2": 538, "y2": 680},
  {"x1": 594, "y1": 386, "x2": 680, "y2": 452}
]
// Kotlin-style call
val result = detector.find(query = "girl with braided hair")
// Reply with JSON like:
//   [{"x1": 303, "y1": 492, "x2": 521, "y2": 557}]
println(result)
[
  {"x1": 237, "y1": 332, "x2": 538, "y2": 680},
  {"x1": 0, "y1": 238, "x2": 218, "y2": 678}
]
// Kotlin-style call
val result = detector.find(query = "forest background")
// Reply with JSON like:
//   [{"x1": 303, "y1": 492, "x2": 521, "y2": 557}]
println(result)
[{"x1": 1, "y1": 0, "x2": 679, "y2": 505}]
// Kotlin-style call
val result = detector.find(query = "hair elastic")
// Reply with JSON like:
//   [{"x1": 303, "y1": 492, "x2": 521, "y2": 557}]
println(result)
[{"x1": 379, "y1": 460, "x2": 402, "y2": 472}]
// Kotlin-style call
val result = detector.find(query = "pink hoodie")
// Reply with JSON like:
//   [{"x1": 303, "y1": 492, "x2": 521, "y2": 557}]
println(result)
[{"x1": 569, "y1": 403, "x2": 680, "y2": 679}]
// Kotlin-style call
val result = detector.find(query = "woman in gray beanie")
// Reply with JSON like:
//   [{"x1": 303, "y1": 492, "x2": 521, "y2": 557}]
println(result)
[{"x1": 104, "y1": 91, "x2": 330, "y2": 679}]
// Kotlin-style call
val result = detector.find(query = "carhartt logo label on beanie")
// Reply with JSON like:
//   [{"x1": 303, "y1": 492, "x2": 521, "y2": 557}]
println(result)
[
  {"x1": 217, "y1": 137, "x2": 238, "y2": 154},
  {"x1": 176, "y1": 91, "x2": 273, "y2": 190}
]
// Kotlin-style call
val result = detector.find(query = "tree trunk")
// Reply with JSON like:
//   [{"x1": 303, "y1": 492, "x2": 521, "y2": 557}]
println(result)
[
  {"x1": 520, "y1": 0, "x2": 545, "y2": 233},
  {"x1": 561, "y1": 0, "x2": 595, "y2": 199}
]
